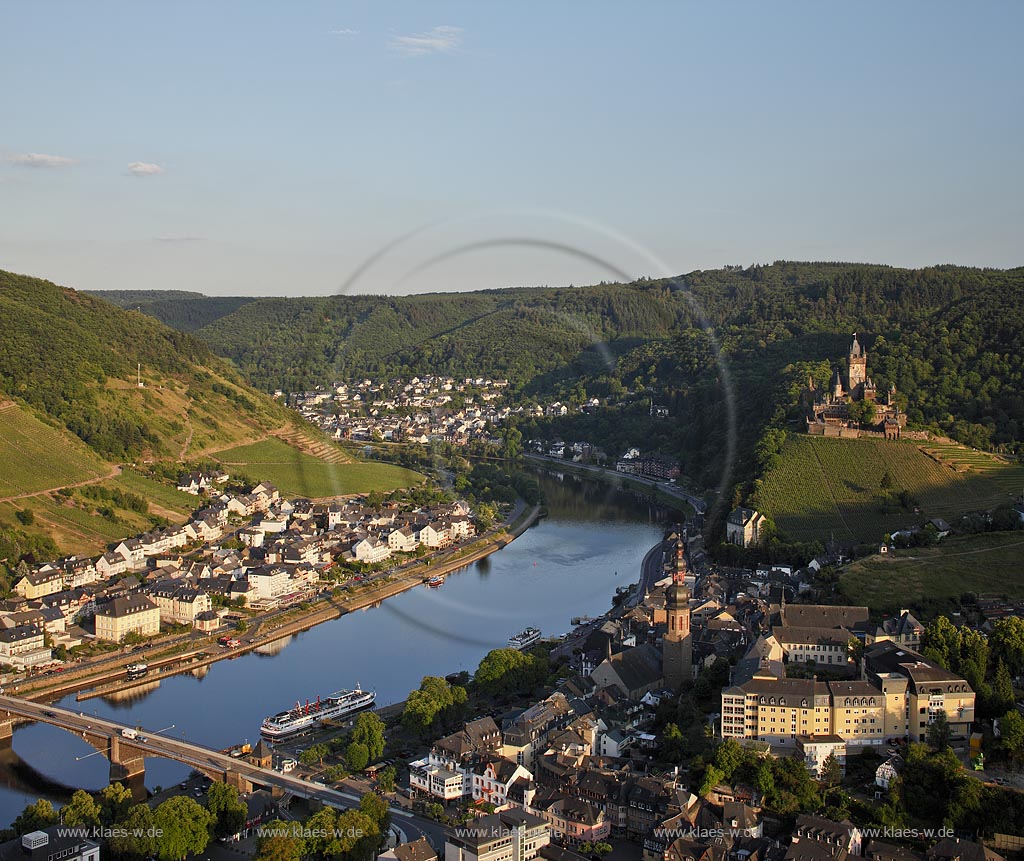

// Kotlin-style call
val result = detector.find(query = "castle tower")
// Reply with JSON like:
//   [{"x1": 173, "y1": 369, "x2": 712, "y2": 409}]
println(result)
[
  {"x1": 848, "y1": 332, "x2": 867, "y2": 395},
  {"x1": 832, "y1": 369, "x2": 844, "y2": 400},
  {"x1": 663, "y1": 562, "x2": 692, "y2": 690}
]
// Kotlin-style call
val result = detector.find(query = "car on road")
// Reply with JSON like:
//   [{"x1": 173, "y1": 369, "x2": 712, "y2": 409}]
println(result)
[{"x1": 42, "y1": 710, "x2": 56, "y2": 718}]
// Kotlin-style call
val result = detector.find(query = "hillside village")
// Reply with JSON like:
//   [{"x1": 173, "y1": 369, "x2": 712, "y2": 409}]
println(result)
[
  {"x1": 288, "y1": 375, "x2": 597, "y2": 447},
  {"x1": 0, "y1": 471, "x2": 482, "y2": 676}
]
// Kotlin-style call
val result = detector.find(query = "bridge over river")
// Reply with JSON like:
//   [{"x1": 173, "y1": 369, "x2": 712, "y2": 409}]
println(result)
[{"x1": 0, "y1": 694, "x2": 357, "y2": 804}]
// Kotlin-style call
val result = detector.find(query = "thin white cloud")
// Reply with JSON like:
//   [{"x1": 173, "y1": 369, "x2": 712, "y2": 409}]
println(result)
[
  {"x1": 328, "y1": 28, "x2": 359, "y2": 36},
  {"x1": 128, "y1": 161, "x2": 165, "y2": 177},
  {"x1": 8, "y1": 153, "x2": 77, "y2": 169},
  {"x1": 390, "y1": 25, "x2": 462, "y2": 56}
]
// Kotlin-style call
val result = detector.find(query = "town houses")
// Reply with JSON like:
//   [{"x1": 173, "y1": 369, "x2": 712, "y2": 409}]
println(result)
[
  {"x1": 0, "y1": 471, "x2": 483, "y2": 671},
  {"x1": 405, "y1": 524, "x2": 1005, "y2": 861},
  {"x1": 289, "y1": 375, "x2": 518, "y2": 447}
]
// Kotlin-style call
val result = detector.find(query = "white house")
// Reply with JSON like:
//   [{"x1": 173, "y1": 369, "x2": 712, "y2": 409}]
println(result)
[
  {"x1": 113, "y1": 539, "x2": 146, "y2": 571},
  {"x1": 419, "y1": 522, "x2": 450, "y2": 549},
  {"x1": 387, "y1": 527, "x2": 418, "y2": 553},
  {"x1": 875, "y1": 755, "x2": 904, "y2": 789},
  {"x1": 796, "y1": 734, "x2": 847, "y2": 779},
  {"x1": 246, "y1": 566, "x2": 290, "y2": 601},
  {"x1": 353, "y1": 536, "x2": 391, "y2": 564},
  {"x1": 471, "y1": 760, "x2": 533, "y2": 808}
]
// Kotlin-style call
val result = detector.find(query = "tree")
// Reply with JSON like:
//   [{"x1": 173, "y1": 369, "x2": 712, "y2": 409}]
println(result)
[
  {"x1": 755, "y1": 760, "x2": 775, "y2": 802},
  {"x1": 347, "y1": 741, "x2": 369, "y2": 772},
  {"x1": 819, "y1": 753, "x2": 842, "y2": 788},
  {"x1": 990, "y1": 617, "x2": 1024, "y2": 677},
  {"x1": 255, "y1": 819, "x2": 307, "y2": 861},
  {"x1": 359, "y1": 790, "x2": 390, "y2": 837},
  {"x1": 336, "y1": 809, "x2": 380, "y2": 860},
  {"x1": 501, "y1": 426, "x2": 523, "y2": 461},
  {"x1": 377, "y1": 765, "x2": 397, "y2": 793},
  {"x1": 305, "y1": 808, "x2": 342, "y2": 857},
  {"x1": 13, "y1": 799, "x2": 58, "y2": 835},
  {"x1": 661, "y1": 722, "x2": 686, "y2": 763},
  {"x1": 474, "y1": 648, "x2": 546, "y2": 697},
  {"x1": 880, "y1": 471, "x2": 893, "y2": 490},
  {"x1": 402, "y1": 676, "x2": 468, "y2": 738},
  {"x1": 151, "y1": 796, "x2": 213, "y2": 861},
  {"x1": 699, "y1": 764, "x2": 724, "y2": 796},
  {"x1": 108, "y1": 803, "x2": 157, "y2": 860},
  {"x1": 352, "y1": 712, "x2": 386, "y2": 762},
  {"x1": 207, "y1": 781, "x2": 248, "y2": 838},
  {"x1": 1001, "y1": 709, "x2": 1024, "y2": 762},
  {"x1": 990, "y1": 660, "x2": 1015, "y2": 716},
  {"x1": 61, "y1": 789, "x2": 101, "y2": 828},
  {"x1": 299, "y1": 743, "x2": 330, "y2": 766},
  {"x1": 712, "y1": 738, "x2": 744, "y2": 781},
  {"x1": 927, "y1": 709, "x2": 952, "y2": 751},
  {"x1": 99, "y1": 781, "x2": 133, "y2": 825},
  {"x1": 921, "y1": 616, "x2": 961, "y2": 670}
]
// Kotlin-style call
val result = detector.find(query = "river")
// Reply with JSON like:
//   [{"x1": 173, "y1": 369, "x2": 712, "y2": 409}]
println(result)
[{"x1": 0, "y1": 470, "x2": 680, "y2": 826}]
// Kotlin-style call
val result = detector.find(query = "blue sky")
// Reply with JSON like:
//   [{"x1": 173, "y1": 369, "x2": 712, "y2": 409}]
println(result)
[{"x1": 1, "y1": 1, "x2": 1022, "y2": 296}]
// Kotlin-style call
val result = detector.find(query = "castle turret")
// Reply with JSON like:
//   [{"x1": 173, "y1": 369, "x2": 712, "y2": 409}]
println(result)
[{"x1": 832, "y1": 369, "x2": 844, "y2": 399}]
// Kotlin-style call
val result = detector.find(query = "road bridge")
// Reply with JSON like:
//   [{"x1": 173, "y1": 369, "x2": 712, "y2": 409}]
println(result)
[{"x1": 0, "y1": 695, "x2": 362, "y2": 806}]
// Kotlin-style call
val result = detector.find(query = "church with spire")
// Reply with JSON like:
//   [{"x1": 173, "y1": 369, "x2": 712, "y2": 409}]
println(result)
[
  {"x1": 661, "y1": 537, "x2": 692, "y2": 689},
  {"x1": 805, "y1": 332, "x2": 905, "y2": 439}
]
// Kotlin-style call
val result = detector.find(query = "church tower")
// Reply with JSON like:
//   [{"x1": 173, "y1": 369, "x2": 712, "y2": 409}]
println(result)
[
  {"x1": 848, "y1": 332, "x2": 867, "y2": 395},
  {"x1": 663, "y1": 554, "x2": 692, "y2": 690}
]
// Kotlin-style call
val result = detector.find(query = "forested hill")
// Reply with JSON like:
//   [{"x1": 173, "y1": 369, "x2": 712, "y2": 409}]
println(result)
[
  {"x1": 0, "y1": 271, "x2": 290, "y2": 462},
  {"x1": 104, "y1": 262, "x2": 1024, "y2": 487},
  {"x1": 87, "y1": 289, "x2": 256, "y2": 332}
]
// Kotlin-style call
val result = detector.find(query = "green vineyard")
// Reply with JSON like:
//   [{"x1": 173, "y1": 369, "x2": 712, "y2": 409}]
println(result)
[
  {"x1": 754, "y1": 435, "x2": 1024, "y2": 542},
  {"x1": 0, "y1": 402, "x2": 108, "y2": 498},
  {"x1": 210, "y1": 437, "x2": 423, "y2": 498},
  {"x1": 839, "y1": 531, "x2": 1024, "y2": 612}
]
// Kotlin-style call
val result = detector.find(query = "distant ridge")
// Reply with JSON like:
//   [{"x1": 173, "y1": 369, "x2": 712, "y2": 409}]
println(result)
[{"x1": 86, "y1": 289, "x2": 256, "y2": 332}]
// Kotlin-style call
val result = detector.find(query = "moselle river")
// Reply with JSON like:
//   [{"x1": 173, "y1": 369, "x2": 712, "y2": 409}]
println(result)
[{"x1": 0, "y1": 471, "x2": 680, "y2": 826}]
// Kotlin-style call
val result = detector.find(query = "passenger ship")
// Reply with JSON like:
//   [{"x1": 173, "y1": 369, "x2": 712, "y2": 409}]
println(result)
[
  {"x1": 260, "y1": 687, "x2": 376, "y2": 740},
  {"x1": 508, "y1": 627, "x2": 542, "y2": 650}
]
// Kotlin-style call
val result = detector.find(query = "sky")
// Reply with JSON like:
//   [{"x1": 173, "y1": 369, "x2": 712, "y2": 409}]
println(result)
[{"x1": 1, "y1": 1, "x2": 1022, "y2": 297}]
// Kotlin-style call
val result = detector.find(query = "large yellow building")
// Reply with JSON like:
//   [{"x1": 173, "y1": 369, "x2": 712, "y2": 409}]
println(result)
[
  {"x1": 864, "y1": 641, "x2": 975, "y2": 743},
  {"x1": 94, "y1": 594, "x2": 161, "y2": 643},
  {"x1": 721, "y1": 643, "x2": 974, "y2": 750}
]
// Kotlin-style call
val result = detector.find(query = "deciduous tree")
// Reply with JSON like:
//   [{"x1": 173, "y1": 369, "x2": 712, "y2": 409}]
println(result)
[{"x1": 152, "y1": 796, "x2": 213, "y2": 861}]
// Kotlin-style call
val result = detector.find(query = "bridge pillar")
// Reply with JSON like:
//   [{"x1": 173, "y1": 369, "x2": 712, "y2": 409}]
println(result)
[
  {"x1": 224, "y1": 769, "x2": 253, "y2": 795},
  {"x1": 108, "y1": 737, "x2": 146, "y2": 793},
  {"x1": 0, "y1": 717, "x2": 12, "y2": 748}
]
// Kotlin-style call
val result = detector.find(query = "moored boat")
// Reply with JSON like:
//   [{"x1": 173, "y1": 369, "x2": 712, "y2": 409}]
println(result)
[
  {"x1": 508, "y1": 627, "x2": 542, "y2": 649},
  {"x1": 261, "y1": 687, "x2": 375, "y2": 740}
]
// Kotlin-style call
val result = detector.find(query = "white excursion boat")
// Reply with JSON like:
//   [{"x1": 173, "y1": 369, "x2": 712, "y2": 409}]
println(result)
[
  {"x1": 508, "y1": 627, "x2": 542, "y2": 650},
  {"x1": 260, "y1": 688, "x2": 375, "y2": 740}
]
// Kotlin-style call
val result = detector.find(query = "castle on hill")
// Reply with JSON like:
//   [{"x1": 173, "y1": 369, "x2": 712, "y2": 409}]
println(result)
[{"x1": 805, "y1": 333, "x2": 905, "y2": 439}]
